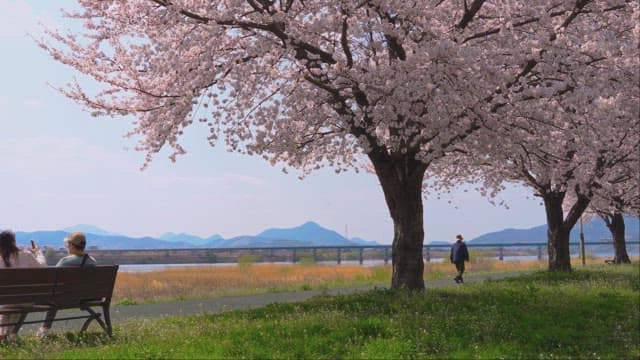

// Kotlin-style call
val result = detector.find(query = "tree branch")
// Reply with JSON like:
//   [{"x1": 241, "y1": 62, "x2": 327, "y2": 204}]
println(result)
[
  {"x1": 341, "y1": 14, "x2": 354, "y2": 68},
  {"x1": 456, "y1": 0, "x2": 486, "y2": 29},
  {"x1": 150, "y1": 0, "x2": 337, "y2": 65}
]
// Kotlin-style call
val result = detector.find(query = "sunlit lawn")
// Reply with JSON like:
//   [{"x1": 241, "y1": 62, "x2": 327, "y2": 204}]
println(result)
[{"x1": 3, "y1": 263, "x2": 638, "y2": 359}]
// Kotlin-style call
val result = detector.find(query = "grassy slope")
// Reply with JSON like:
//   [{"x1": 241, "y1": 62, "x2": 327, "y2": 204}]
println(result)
[{"x1": 3, "y1": 264, "x2": 638, "y2": 359}]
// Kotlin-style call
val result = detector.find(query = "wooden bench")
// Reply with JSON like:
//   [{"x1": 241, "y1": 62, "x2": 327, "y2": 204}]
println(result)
[{"x1": 0, "y1": 265, "x2": 119, "y2": 337}]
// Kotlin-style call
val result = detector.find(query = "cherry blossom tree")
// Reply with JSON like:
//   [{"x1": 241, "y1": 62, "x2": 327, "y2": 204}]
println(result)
[
  {"x1": 40, "y1": 0, "x2": 637, "y2": 288},
  {"x1": 436, "y1": 110, "x2": 638, "y2": 271},
  {"x1": 593, "y1": 212, "x2": 635, "y2": 264},
  {"x1": 561, "y1": 161, "x2": 639, "y2": 264},
  {"x1": 588, "y1": 161, "x2": 640, "y2": 264},
  {"x1": 429, "y1": 1, "x2": 639, "y2": 271}
]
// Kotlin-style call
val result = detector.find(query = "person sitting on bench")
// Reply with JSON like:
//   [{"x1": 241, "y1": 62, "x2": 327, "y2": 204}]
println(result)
[
  {"x1": 0, "y1": 230, "x2": 46, "y2": 340},
  {"x1": 56, "y1": 232, "x2": 97, "y2": 267},
  {"x1": 37, "y1": 232, "x2": 97, "y2": 337}
]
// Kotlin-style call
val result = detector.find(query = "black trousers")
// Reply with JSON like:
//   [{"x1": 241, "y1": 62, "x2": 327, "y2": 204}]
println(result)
[{"x1": 454, "y1": 262, "x2": 465, "y2": 279}]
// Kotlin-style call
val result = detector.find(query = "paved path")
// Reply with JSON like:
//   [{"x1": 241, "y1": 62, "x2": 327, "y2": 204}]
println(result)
[{"x1": 20, "y1": 271, "x2": 524, "y2": 334}]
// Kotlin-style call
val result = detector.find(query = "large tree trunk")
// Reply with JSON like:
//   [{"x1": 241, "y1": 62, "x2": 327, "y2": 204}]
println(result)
[
  {"x1": 543, "y1": 193, "x2": 572, "y2": 271},
  {"x1": 369, "y1": 151, "x2": 427, "y2": 290},
  {"x1": 541, "y1": 190, "x2": 591, "y2": 271},
  {"x1": 605, "y1": 212, "x2": 631, "y2": 264}
]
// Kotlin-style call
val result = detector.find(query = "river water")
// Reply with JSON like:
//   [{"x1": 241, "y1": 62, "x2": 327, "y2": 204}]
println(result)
[{"x1": 118, "y1": 252, "x2": 624, "y2": 273}]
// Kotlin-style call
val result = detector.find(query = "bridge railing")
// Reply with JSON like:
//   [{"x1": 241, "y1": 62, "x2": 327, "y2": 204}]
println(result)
[{"x1": 44, "y1": 241, "x2": 639, "y2": 266}]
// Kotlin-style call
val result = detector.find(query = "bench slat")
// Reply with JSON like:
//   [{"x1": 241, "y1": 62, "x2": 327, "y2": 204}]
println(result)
[
  {"x1": 0, "y1": 294, "x2": 52, "y2": 304},
  {"x1": 0, "y1": 268, "x2": 57, "y2": 289},
  {"x1": 0, "y1": 284, "x2": 54, "y2": 294},
  {"x1": 0, "y1": 268, "x2": 57, "y2": 305}
]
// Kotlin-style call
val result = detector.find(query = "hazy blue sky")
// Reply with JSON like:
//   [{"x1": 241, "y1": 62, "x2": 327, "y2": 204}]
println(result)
[{"x1": 0, "y1": 0, "x2": 545, "y2": 244}]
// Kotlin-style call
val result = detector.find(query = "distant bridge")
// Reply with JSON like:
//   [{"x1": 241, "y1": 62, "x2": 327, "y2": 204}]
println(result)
[{"x1": 43, "y1": 241, "x2": 639, "y2": 266}]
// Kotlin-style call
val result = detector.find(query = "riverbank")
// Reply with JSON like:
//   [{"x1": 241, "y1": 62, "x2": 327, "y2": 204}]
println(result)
[
  {"x1": 4, "y1": 263, "x2": 638, "y2": 359},
  {"x1": 111, "y1": 259, "x2": 552, "y2": 304}
]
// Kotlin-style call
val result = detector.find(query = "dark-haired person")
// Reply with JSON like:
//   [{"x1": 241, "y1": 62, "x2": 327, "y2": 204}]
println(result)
[
  {"x1": 450, "y1": 234, "x2": 469, "y2": 283},
  {"x1": 0, "y1": 230, "x2": 46, "y2": 340},
  {"x1": 37, "y1": 231, "x2": 97, "y2": 337}
]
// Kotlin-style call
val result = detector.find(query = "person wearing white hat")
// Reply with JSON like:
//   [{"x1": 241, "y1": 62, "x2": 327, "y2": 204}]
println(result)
[
  {"x1": 56, "y1": 232, "x2": 97, "y2": 267},
  {"x1": 37, "y1": 232, "x2": 97, "y2": 337}
]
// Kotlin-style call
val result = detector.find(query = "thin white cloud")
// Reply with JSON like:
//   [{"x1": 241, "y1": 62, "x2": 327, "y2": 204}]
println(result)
[
  {"x1": 23, "y1": 98, "x2": 43, "y2": 109},
  {"x1": 149, "y1": 172, "x2": 268, "y2": 188},
  {"x1": 0, "y1": 0, "x2": 36, "y2": 39},
  {"x1": 0, "y1": 136, "x2": 132, "y2": 177},
  {"x1": 0, "y1": 0, "x2": 60, "y2": 39}
]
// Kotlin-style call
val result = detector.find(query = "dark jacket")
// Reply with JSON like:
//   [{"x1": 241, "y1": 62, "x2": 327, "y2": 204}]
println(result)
[{"x1": 450, "y1": 240, "x2": 469, "y2": 264}]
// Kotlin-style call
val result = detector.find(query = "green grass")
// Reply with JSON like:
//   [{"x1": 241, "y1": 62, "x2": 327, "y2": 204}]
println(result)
[{"x1": 2, "y1": 264, "x2": 638, "y2": 359}]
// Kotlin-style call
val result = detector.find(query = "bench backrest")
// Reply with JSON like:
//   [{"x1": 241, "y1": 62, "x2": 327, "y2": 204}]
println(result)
[
  {"x1": 0, "y1": 268, "x2": 57, "y2": 304},
  {"x1": 53, "y1": 266, "x2": 119, "y2": 303},
  {"x1": 0, "y1": 265, "x2": 119, "y2": 306}
]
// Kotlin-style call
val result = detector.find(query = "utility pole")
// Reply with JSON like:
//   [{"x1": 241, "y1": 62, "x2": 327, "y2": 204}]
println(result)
[
  {"x1": 344, "y1": 224, "x2": 349, "y2": 240},
  {"x1": 579, "y1": 215, "x2": 586, "y2": 266}
]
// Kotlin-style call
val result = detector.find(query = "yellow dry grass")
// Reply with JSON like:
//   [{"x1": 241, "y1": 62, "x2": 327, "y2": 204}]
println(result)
[
  {"x1": 112, "y1": 257, "x2": 580, "y2": 304},
  {"x1": 113, "y1": 264, "x2": 381, "y2": 303}
]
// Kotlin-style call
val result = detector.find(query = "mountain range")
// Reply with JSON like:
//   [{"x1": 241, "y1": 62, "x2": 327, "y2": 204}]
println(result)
[
  {"x1": 469, "y1": 216, "x2": 639, "y2": 245},
  {"x1": 8, "y1": 217, "x2": 639, "y2": 250},
  {"x1": 12, "y1": 221, "x2": 379, "y2": 250}
]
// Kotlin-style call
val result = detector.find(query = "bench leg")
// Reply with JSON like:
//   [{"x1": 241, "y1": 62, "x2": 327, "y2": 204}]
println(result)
[
  {"x1": 103, "y1": 304, "x2": 113, "y2": 337},
  {"x1": 0, "y1": 313, "x2": 28, "y2": 336},
  {"x1": 80, "y1": 307, "x2": 108, "y2": 335},
  {"x1": 41, "y1": 309, "x2": 57, "y2": 331},
  {"x1": 12, "y1": 312, "x2": 28, "y2": 334}
]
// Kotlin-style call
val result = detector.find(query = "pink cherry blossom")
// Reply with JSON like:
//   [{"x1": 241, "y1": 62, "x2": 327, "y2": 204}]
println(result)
[{"x1": 40, "y1": 0, "x2": 638, "y2": 288}]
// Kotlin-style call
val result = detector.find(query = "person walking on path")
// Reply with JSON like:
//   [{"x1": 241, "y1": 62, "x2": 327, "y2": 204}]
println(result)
[
  {"x1": 450, "y1": 234, "x2": 469, "y2": 283},
  {"x1": 0, "y1": 230, "x2": 46, "y2": 340}
]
